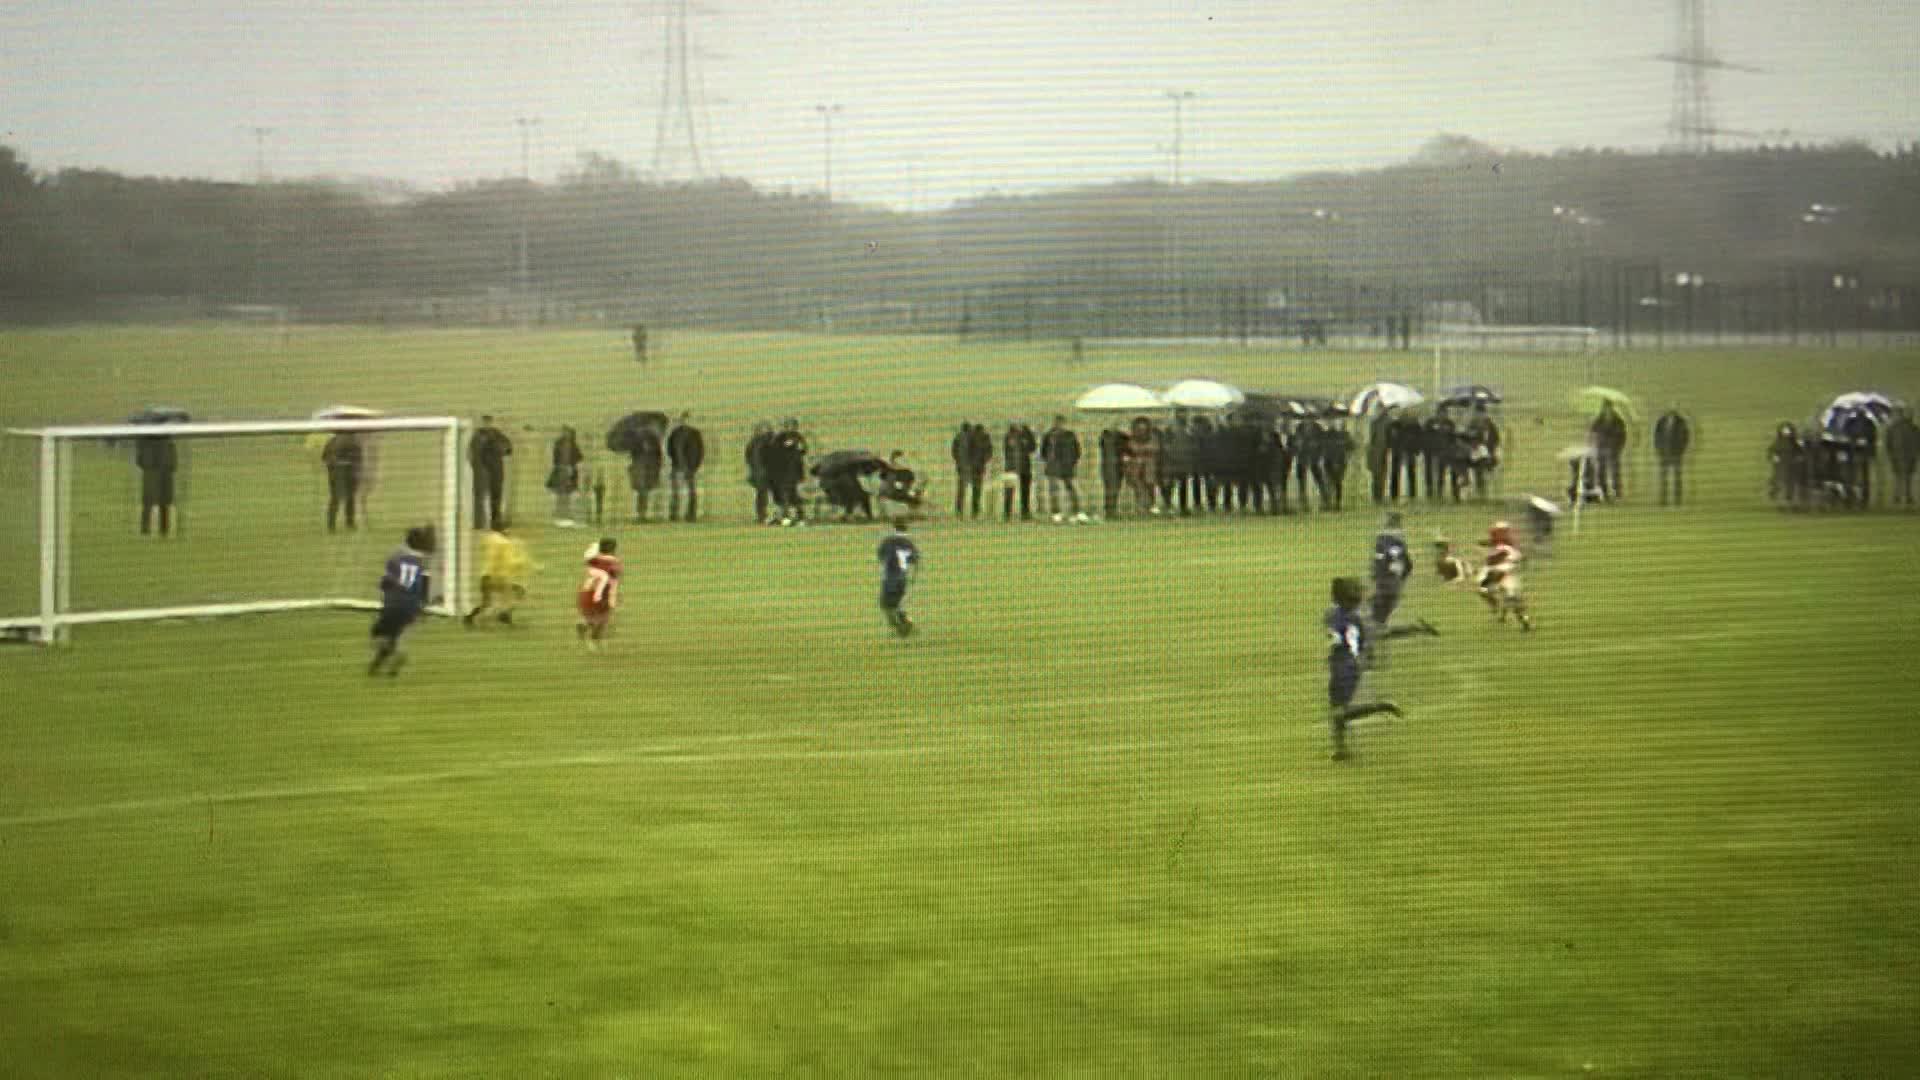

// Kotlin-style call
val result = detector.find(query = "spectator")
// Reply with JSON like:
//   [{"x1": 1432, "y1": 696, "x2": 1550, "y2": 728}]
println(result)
[
  {"x1": 1040, "y1": 415, "x2": 1084, "y2": 521},
  {"x1": 627, "y1": 423, "x2": 663, "y2": 522},
  {"x1": 1160, "y1": 413, "x2": 1197, "y2": 516},
  {"x1": 951, "y1": 421, "x2": 991, "y2": 519},
  {"x1": 1422, "y1": 408, "x2": 1456, "y2": 504},
  {"x1": 1886, "y1": 408, "x2": 1919, "y2": 506},
  {"x1": 1653, "y1": 407, "x2": 1692, "y2": 506},
  {"x1": 469, "y1": 414, "x2": 513, "y2": 530},
  {"x1": 1125, "y1": 416, "x2": 1160, "y2": 514},
  {"x1": 1002, "y1": 421, "x2": 1037, "y2": 521},
  {"x1": 1366, "y1": 409, "x2": 1392, "y2": 505},
  {"x1": 546, "y1": 425, "x2": 584, "y2": 527},
  {"x1": 1589, "y1": 403, "x2": 1628, "y2": 500},
  {"x1": 136, "y1": 433, "x2": 179, "y2": 537},
  {"x1": 770, "y1": 418, "x2": 809, "y2": 523},
  {"x1": 1098, "y1": 423, "x2": 1127, "y2": 518},
  {"x1": 746, "y1": 421, "x2": 774, "y2": 523},
  {"x1": 667, "y1": 412, "x2": 705, "y2": 522},
  {"x1": 321, "y1": 431, "x2": 361, "y2": 534}
]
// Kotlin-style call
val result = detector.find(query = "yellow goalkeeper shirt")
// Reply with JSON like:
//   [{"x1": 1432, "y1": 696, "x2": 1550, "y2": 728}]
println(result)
[{"x1": 480, "y1": 531, "x2": 533, "y2": 583}]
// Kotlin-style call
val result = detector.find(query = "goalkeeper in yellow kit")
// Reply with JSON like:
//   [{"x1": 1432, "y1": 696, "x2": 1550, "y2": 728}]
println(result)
[{"x1": 465, "y1": 522, "x2": 537, "y2": 628}]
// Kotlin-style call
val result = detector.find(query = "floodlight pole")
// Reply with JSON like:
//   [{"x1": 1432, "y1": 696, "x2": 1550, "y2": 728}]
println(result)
[{"x1": 515, "y1": 117, "x2": 540, "y2": 326}]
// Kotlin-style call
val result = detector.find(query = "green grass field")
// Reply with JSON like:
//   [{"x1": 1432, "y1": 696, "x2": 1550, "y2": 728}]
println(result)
[{"x1": 2, "y1": 327, "x2": 1918, "y2": 1077}]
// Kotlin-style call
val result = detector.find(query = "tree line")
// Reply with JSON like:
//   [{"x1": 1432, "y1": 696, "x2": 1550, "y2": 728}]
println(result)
[{"x1": 3, "y1": 136, "x2": 1918, "y2": 334}]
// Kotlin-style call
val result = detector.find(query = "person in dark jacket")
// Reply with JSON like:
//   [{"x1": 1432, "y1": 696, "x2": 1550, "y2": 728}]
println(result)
[
  {"x1": 1320, "y1": 420, "x2": 1354, "y2": 510},
  {"x1": 546, "y1": 426, "x2": 585, "y2": 526},
  {"x1": 469, "y1": 415, "x2": 513, "y2": 530},
  {"x1": 769, "y1": 418, "x2": 809, "y2": 523},
  {"x1": 951, "y1": 421, "x2": 991, "y2": 519},
  {"x1": 1589, "y1": 403, "x2": 1628, "y2": 501},
  {"x1": 1294, "y1": 415, "x2": 1326, "y2": 513},
  {"x1": 1002, "y1": 421, "x2": 1038, "y2": 521},
  {"x1": 1652, "y1": 408, "x2": 1692, "y2": 506},
  {"x1": 1464, "y1": 407, "x2": 1501, "y2": 502},
  {"x1": 1421, "y1": 409, "x2": 1456, "y2": 504},
  {"x1": 1267, "y1": 418, "x2": 1295, "y2": 514},
  {"x1": 1192, "y1": 415, "x2": 1224, "y2": 513},
  {"x1": 1366, "y1": 409, "x2": 1392, "y2": 505},
  {"x1": 1098, "y1": 424, "x2": 1127, "y2": 518},
  {"x1": 1886, "y1": 408, "x2": 1919, "y2": 506},
  {"x1": 136, "y1": 434, "x2": 179, "y2": 536},
  {"x1": 1387, "y1": 409, "x2": 1421, "y2": 502},
  {"x1": 627, "y1": 423, "x2": 664, "y2": 522},
  {"x1": 1040, "y1": 415, "x2": 1083, "y2": 520},
  {"x1": 1840, "y1": 408, "x2": 1878, "y2": 509},
  {"x1": 321, "y1": 431, "x2": 362, "y2": 533},
  {"x1": 746, "y1": 421, "x2": 774, "y2": 523},
  {"x1": 1767, "y1": 423, "x2": 1801, "y2": 506},
  {"x1": 1160, "y1": 413, "x2": 1197, "y2": 516},
  {"x1": 1239, "y1": 413, "x2": 1271, "y2": 514},
  {"x1": 667, "y1": 412, "x2": 705, "y2": 522}
]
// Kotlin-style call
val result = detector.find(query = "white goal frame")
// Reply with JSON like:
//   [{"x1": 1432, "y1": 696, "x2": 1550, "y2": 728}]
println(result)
[
  {"x1": 1429, "y1": 323, "x2": 1600, "y2": 399},
  {"x1": 3, "y1": 417, "x2": 466, "y2": 645}
]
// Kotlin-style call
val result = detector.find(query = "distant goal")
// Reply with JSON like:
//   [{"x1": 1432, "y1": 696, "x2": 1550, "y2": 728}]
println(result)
[
  {"x1": 1, "y1": 416, "x2": 467, "y2": 646},
  {"x1": 1428, "y1": 323, "x2": 1601, "y2": 403}
]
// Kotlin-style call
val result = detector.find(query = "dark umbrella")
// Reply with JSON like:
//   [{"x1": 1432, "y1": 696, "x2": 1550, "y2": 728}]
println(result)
[
  {"x1": 1440, "y1": 385, "x2": 1503, "y2": 409},
  {"x1": 811, "y1": 449, "x2": 884, "y2": 477},
  {"x1": 127, "y1": 405, "x2": 192, "y2": 424},
  {"x1": 606, "y1": 411, "x2": 671, "y2": 454}
]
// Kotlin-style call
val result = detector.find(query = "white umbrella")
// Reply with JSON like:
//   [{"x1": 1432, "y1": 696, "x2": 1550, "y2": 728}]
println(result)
[
  {"x1": 1074, "y1": 383, "x2": 1166, "y2": 412},
  {"x1": 312, "y1": 404, "x2": 384, "y2": 420},
  {"x1": 1162, "y1": 378, "x2": 1245, "y2": 410},
  {"x1": 1350, "y1": 382, "x2": 1424, "y2": 416},
  {"x1": 1820, "y1": 392, "x2": 1900, "y2": 432}
]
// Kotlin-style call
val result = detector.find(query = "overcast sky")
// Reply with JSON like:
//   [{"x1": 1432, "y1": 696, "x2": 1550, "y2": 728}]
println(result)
[{"x1": 3, "y1": 0, "x2": 1915, "y2": 209}]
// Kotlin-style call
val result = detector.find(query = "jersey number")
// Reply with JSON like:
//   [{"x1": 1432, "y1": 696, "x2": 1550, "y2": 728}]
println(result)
[{"x1": 396, "y1": 564, "x2": 421, "y2": 589}]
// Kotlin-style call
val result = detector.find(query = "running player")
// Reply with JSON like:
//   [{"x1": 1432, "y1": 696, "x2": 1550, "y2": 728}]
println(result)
[
  {"x1": 368, "y1": 525, "x2": 435, "y2": 677},
  {"x1": 576, "y1": 538, "x2": 621, "y2": 652}
]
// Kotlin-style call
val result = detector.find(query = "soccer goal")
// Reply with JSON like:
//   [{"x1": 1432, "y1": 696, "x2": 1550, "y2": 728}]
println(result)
[
  {"x1": 1, "y1": 417, "x2": 466, "y2": 645},
  {"x1": 1428, "y1": 323, "x2": 1601, "y2": 404}
]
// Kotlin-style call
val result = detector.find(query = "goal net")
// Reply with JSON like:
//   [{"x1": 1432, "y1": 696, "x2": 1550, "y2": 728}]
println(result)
[
  {"x1": 1428, "y1": 323, "x2": 1601, "y2": 410},
  {"x1": 1, "y1": 417, "x2": 466, "y2": 645}
]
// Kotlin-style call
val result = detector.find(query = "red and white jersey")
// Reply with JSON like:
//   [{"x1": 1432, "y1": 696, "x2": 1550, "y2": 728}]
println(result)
[
  {"x1": 579, "y1": 554, "x2": 621, "y2": 609},
  {"x1": 1483, "y1": 542, "x2": 1521, "y2": 572}
]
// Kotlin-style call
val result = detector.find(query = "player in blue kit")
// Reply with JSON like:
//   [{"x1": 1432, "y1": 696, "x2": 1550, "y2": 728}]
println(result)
[
  {"x1": 368, "y1": 525, "x2": 435, "y2": 677},
  {"x1": 1366, "y1": 512, "x2": 1438, "y2": 667},
  {"x1": 876, "y1": 518, "x2": 920, "y2": 637},
  {"x1": 1326, "y1": 577, "x2": 1403, "y2": 761}
]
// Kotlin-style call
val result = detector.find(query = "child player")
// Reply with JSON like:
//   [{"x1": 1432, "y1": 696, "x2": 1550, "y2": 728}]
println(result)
[
  {"x1": 369, "y1": 525, "x2": 435, "y2": 677},
  {"x1": 1478, "y1": 521, "x2": 1535, "y2": 631},
  {"x1": 1367, "y1": 512, "x2": 1439, "y2": 666},
  {"x1": 1325, "y1": 576, "x2": 1403, "y2": 762},
  {"x1": 466, "y1": 521, "x2": 536, "y2": 628},
  {"x1": 877, "y1": 517, "x2": 919, "y2": 637},
  {"x1": 575, "y1": 538, "x2": 621, "y2": 652},
  {"x1": 1432, "y1": 536, "x2": 1477, "y2": 589}
]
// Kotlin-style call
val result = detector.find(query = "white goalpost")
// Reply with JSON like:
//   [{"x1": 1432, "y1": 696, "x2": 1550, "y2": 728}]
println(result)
[
  {"x1": 1429, "y1": 323, "x2": 1600, "y2": 400},
  {"x1": 2, "y1": 416, "x2": 466, "y2": 645}
]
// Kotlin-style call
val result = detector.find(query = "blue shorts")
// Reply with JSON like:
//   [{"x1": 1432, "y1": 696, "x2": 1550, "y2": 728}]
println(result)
[
  {"x1": 1328, "y1": 660, "x2": 1360, "y2": 708},
  {"x1": 370, "y1": 603, "x2": 421, "y2": 640},
  {"x1": 879, "y1": 579, "x2": 908, "y2": 610},
  {"x1": 1370, "y1": 583, "x2": 1401, "y2": 625}
]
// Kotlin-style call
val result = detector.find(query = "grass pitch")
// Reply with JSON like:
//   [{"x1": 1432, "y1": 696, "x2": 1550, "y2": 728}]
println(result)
[{"x1": 2, "y1": 327, "x2": 1918, "y2": 1076}]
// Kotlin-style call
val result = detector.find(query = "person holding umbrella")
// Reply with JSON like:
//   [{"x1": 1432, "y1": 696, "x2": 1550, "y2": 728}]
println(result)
[
  {"x1": 136, "y1": 432, "x2": 179, "y2": 537},
  {"x1": 1366, "y1": 407, "x2": 1392, "y2": 506},
  {"x1": 627, "y1": 420, "x2": 664, "y2": 522},
  {"x1": 1589, "y1": 402, "x2": 1629, "y2": 501},
  {"x1": 1653, "y1": 407, "x2": 1692, "y2": 506}
]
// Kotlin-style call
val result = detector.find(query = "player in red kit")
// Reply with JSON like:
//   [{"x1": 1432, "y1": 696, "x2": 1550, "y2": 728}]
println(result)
[
  {"x1": 1476, "y1": 521, "x2": 1534, "y2": 631},
  {"x1": 576, "y1": 538, "x2": 621, "y2": 652}
]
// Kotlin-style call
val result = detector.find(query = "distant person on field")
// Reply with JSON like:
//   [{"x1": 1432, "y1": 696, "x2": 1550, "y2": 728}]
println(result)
[
  {"x1": 469, "y1": 415, "x2": 513, "y2": 530},
  {"x1": 547, "y1": 425, "x2": 584, "y2": 527},
  {"x1": 1002, "y1": 420, "x2": 1037, "y2": 521},
  {"x1": 1161, "y1": 413, "x2": 1196, "y2": 516},
  {"x1": 1840, "y1": 408, "x2": 1878, "y2": 509},
  {"x1": 135, "y1": 433, "x2": 179, "y2": 537},
  {"x1": 1653, "y1": 407, "x2": 1692, "y2": 506},
  {"x1": 1886, "y1": 408, "x2": 1919, "y2": 505},
  {"x1": 631, "y1": 324, "x2": 648, "y2": 364},
  {"x1": 1320, "y1": 418, "x2": 1354, "y2": 510},
  {"x1": 1040, "y1": 415, "x2": 1084, "y2": 521},
  {"x1": 1367, "y1": 511, "x2": 1440, "y2": 666},
  {"x1": 951, "y1": 421, "x2": 989, "y2": 519},
  {"x1": 1366, "y1": 408, "x2": 1392, "y2": 505},
  {"x1": 667, "y1": 412, "x2": 705, "y2": 522},
  {"x1": 1125, "y1": 416, "x2": 1160, "y2": 514},
  {"x1": 1098, "y1": 423, "x2": 1126, "y2": 518},
  {"x1": 770, "y1": 418, "x2": 810, "y2": 523},
  {"x1": 1421, "y1": 408, "x2": 1456, "y2": 504},
  {"x1": 876, "y1": 518, "x2": 920, "y2": 638},
  {"x1": 321, "y1": 431, "x2": 363, "y2": 533},
  {"x1": 1387, "y1": 408, "x2": 1422, "y2": 502}
]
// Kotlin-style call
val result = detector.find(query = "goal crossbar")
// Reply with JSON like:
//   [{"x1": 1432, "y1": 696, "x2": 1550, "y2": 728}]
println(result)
[{"x1": 3, "y1": 416, "x2": 466, "y2": 645}]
